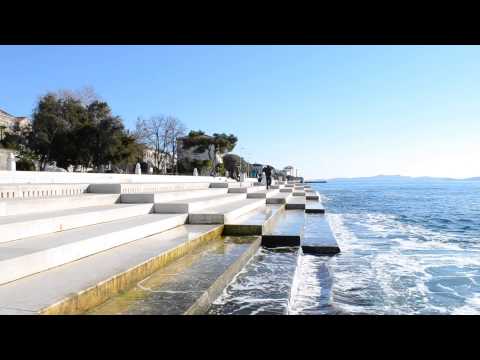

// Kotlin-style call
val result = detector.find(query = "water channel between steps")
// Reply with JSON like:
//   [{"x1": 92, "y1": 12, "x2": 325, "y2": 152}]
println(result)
[{"x1": 87, "y1": 191, "x2": 335, "y2": 315}]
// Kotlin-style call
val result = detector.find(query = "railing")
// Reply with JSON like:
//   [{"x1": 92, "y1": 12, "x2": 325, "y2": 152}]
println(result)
[{"x1": 0, "y1": 184, "x2": 90, "y2": 199}]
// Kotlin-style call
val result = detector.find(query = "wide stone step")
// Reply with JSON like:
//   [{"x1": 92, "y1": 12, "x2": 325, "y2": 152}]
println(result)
[
  {"x1": 305, "y1": 199, "x2": 325, "y2": 213},
  {"x1": 0, "y1": 194, "x2": 120, "y2": 217},
  {"x1": 266, "y1": 192, "x2": 292, "y2": 204},
  {"x1": 120, "y1": 188, "x2": 228, "y2": 204},
  {"x1": 302, "y1": 213, "x2": 340, "y2": 254},
  {"x1": 224, "y1": 204, "x2": 285, "y2": 236},
  {"x1": 188, "y1": 198, "x2": 265, "y2": 224},
  {"x1": 292, "y1": 191, "x2": 306, "y2": 196},
  {"x1": 0, "y1": 224, "x2": 223, "y2": 314},
  {"x1": 154, "y1": 193, "x2": 246, "y2": 213},
  {"x1": 280, "y1": 188, "x2": 293, "y2": 193},
  {"x1": 306, "y1": 191, "x2": 320, "y2": 200},
  {"x1": 286, "y1": 196, "x2": 306, "y2": 210},
  {"x1": 0, "y1": 213, "x2": 188, "y2": 286},
  {"x1": 89, "y1": 182, "x2": 212, "y2": 194},
  {"x1": 261, "y1": 209, "x2": 305, "y2": 248},
  {"x1": 228, "y1": 186, "x2": 266, "y2": 194},
  {"x1": 0, "y1": 203, "x2": 154, "y2": 243},
  {"x1": 246, "y1": 189, "x2": 279, "y2": 198}
]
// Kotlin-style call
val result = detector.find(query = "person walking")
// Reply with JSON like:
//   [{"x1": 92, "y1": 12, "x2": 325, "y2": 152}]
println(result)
[{"x1": 263, "y1": 165, "x2": 273, "y2": 189}]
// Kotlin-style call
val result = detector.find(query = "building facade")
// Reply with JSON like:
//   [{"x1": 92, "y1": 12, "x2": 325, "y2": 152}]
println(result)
[{"x1": 0, "y1": 109, "x2": 29, "y2": 138}]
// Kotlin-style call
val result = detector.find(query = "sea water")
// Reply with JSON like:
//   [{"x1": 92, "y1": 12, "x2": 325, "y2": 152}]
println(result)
[
  {"x1": 289, "y1": 179, "x2": 480, "y2": 315},
  {"x1": 212, "y1": 179, "x2": 480, "y2": 315}
]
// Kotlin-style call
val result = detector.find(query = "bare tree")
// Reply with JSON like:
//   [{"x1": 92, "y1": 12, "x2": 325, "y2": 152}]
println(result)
[
  {"x1": 165, "y1": 117, "x2": 186, "y2": 174},
  {"x1": 56, "y1": 86, "x2": 101, "y2": 106},
  {"x1": 134, "y1": 116, "x2": 187, "y2": 174},
  {"x1": 134, "y1": 116, "x2": 166, "y2": 172}
]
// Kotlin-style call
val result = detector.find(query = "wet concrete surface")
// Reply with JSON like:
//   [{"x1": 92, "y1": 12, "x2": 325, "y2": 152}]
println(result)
[{"x1": 88, "y1": 235, "x2": 259, "y2": 315}]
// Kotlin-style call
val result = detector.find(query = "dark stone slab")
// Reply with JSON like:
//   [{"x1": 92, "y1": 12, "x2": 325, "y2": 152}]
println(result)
[
  {"x1": 305, "y1": 200, "x2": 325, "y2": 213},
  {"x1": 302, "y1": 245, "x2": 340, "y2": 255},
  {"x1": 302, "y1": 213, "x2": 340, "y2": 255},
  {"x1": 262, "y1": 235, "x2": 301, "y2": 248},
  {"x1": 305, "y1": 208, "x2": 325, "y2": 214}
]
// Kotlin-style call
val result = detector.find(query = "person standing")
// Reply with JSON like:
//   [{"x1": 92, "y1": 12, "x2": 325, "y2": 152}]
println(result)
[{"x1": 263, "y1": 165, "x2": 273, "y2": 189}]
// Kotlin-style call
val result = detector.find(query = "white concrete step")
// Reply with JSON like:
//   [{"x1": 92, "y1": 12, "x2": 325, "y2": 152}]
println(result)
[
  {"x1": 0, "y1": 194, "x2": 120, "y2": 217},
  {"x1": 0, "y1": 203, "x2": 154, "y2": 243},
  {"x1": 286, "y1": 196, "x2": 306, "y2": 210},
  {"x1": 0, "y1": 213, "x2": 188, "y2": 285},
  {"x1": 246, "y1": 189, "x2": 280, "y2": 199},
  {"x1": 228, "y1": 185, "x2": 266, "y2": 194},
  {"x1": 209, "y1": 182, "x2": 229, "y2": 188},
  {"x1": 0, "y1": 224, "x2": 221, "y2": 314},
  {"x1": 188, "y1": 198, "x2": 265, "y2": 224},
  {"x1": 223, "y1": 204, "x2": 285, "y2": 236},
  {"x1": 154, "y1": 193, "x2": 246, "y2": 213},
  {"x1": 266, "y1": 192, "x2": 292, "y2": 204},
  {"x1": 89, "y1": 182, "x2": 212, "y2": 194},
  {"x1": 306, "y1": 191, "x2": 320, "y2": 200},
  {"x1": 120, "y1": 188, "x2": 228, "y2": 204}
]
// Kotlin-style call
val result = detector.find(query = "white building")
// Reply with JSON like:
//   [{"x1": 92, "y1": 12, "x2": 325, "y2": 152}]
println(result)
[
  {"x1": 0, "y1": 109, "x2": 30, "y2": 171},
  {"x1": 284, "y1": 165, "x2": 295, "y2": 177}
]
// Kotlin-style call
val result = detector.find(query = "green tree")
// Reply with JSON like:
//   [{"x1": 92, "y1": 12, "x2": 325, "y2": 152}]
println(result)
[
  {"x1": 29, "y1": 91, "x2": 143, "y2": 172},
  {"x1": 181, "y1": 131, "x2": 238, "y2": 174}
]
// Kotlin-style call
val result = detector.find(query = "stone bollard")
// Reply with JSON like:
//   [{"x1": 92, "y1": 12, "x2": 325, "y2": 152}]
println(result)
[
  {"x1": 193, "y1": 168, "x2": 198, "y2": 176},
  {"x1": 135, "y1": 163, "x2": 142, "y2": 175},
  {"x1": 225, "y1": 170, "x2": 229, "y2": 178},
  {"x1": 148, "y1": 166, "x2": 153, "y2": 175},
  {"x1": 7, "y1": 153, "x2": 16, "y2": 171},
  {"x1": 240, "y1": 172, "x2": 246, "y2": 182}
]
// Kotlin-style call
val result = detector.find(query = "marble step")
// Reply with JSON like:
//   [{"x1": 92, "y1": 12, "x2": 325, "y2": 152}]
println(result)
[
  {"x1": 0, "y1": 194, "x2": 120, "y2": 217},
  {"x1": 223, "y1": 204, "x2": 285, "y2": 236},
  {"x1": 228, "y1": 186, "x2": 266, "y2": 194},
  {"x1": 305, "y1": 199, "x2": 325, "y2": 213},
  {"x1": 292, "y1": 191, "x2": 306, "y2": 196},
  {"x1": 266, "y1": 192, "x2": 292, "y2": 204},
  {"x1": 302, "y1": 213, "x2": 340, "y2": 254},
  {"x1": 89, "y1": 182, "x2": 212, "y2": 194},
  {"x1": 280, "y1": 188, "x2": 293, "y2": 193},
  {"x1": 286, "y1": 196, "x2": 306, "y2": 210},
  {"x1": 120, "y1": 188, "x2": 228, "y2": 204},
  {"x1": 0, "y1": 213, "x2": 188, "y2": 285},
  {"x1": 0, "y1": 203, "x2": 154, "y2": 243},
  {"x1": 154, "y1": 193, "x2": 246, "y2": 213},
  {"x1": 306, "y1": 191, "x2": 320, "y2": 200},
  {"x1": 188, "y1": 198, "x2": 265, "y2": 224},
  {"x1": 261, "y1": 209, "x2": 305, "y2": 248},
  {"x1": 246, "y1": 189, "x2": 280, "y2": 199},
  {"x1": 0, "y1": 224, "x2": 223, "y2": 314}
]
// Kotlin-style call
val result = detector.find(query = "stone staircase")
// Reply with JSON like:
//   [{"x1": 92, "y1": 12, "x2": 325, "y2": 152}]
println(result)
[{"x1": 0, "y1": 178, "x2": 324, "y2": 314}]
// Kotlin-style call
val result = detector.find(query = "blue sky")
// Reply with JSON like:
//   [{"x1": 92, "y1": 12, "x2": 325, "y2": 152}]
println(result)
[{"x1": 1, "y1": 45, "x2": 479, "y2": 179}]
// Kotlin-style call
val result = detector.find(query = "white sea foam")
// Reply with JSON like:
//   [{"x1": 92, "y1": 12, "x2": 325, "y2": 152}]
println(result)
[{"x1": 312, "y1": 211, "x2": 480, "y2": 314}]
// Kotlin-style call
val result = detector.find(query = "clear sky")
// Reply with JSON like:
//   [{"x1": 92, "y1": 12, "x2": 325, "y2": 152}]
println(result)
[{"x1": 1, "y1": 45, "x2": 479, "y2": 179}]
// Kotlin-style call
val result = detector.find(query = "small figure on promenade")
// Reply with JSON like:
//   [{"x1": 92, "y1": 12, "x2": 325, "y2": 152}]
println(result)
[
  {"x1": 193, "y1": 168, "x2": 198, "y2": 176},
  {"x1": 135, "y1": 162, "x2": 141, "y2": 175},
  {"x1": 263, "y1": 165, "x2": 273, "y2": 189}
]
